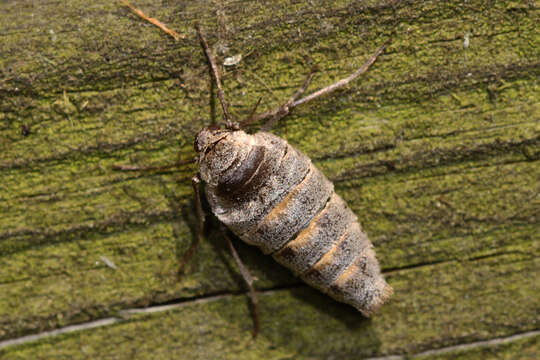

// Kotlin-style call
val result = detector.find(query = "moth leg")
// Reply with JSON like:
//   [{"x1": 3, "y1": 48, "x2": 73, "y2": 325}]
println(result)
[
  {"x1": 177, "y1": 174, "x2": 206, "y2": 275},
  {"x1": 244, "y1": 39, "x2": 390, "y2": 129},
  {"x1": 220, "y1": 224, "x2": 260, "y2": 338},
  {"x1": 240, "y1": 67, "x2": 318, "y2": 130}
]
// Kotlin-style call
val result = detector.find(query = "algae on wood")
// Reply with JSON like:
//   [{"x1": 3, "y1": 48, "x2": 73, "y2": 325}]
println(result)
[{"x1": 0, "y1": 0, "x2": 538, "y2": 359}]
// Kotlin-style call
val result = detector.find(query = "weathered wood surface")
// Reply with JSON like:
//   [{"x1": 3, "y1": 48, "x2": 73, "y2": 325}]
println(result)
[{"x1": 0, "y1": 0, "x2": 538, "y2": 358}]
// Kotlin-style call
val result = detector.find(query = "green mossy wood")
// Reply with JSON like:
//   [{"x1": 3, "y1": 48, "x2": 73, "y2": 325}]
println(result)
[{"x1": 1, "y1": 0, "x2": 538, "y2": 359}]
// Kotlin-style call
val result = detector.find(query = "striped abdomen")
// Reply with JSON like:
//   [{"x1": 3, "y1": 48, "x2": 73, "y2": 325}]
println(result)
[{"x1": 198, "y1": 129, "x2": 392, "y2": 315}]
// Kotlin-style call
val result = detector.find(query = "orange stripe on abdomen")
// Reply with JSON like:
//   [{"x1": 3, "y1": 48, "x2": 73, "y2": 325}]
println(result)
[
  {"x1": 272, "y1": 193, "x2": 356, "y2": 275},
  {"x1": 245, "y1": 163, "x2": 333, "y2": 254}
]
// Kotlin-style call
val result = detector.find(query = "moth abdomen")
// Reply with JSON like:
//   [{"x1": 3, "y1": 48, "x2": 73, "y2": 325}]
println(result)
[
  {"x1": 199, "y1": 129, "x2": 392, "y2": 315},
  {"x1": 328, "y1": 248, "x2": 393, "y2": 316},
  {"x1": 246, "y1": 163, "x2": 334, "y2": 254},
  {"x1": 272, "y1": 193, "x2": 357, "y2": 275}
]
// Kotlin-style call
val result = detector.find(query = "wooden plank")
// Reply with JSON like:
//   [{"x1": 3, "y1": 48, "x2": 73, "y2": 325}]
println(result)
[
  {"x1": 0, "y1": 0, "x2": 538, "y2": 357},
  {"x1": 1, "y1": 254, "x2": 537, "y2": 358},
  {"x1": 412, "y1": 332, "x2": 539, "y2": 360}
]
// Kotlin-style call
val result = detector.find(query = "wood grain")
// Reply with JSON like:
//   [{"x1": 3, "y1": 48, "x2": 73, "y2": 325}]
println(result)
[{"x1": 0, "y1": 0, "x2": 538, "y2": 358}]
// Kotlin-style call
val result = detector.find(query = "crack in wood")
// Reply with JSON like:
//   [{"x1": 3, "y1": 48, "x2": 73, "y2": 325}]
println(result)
[{"x1": 1, "y1": 287, "x2": 537, "y2": 356}]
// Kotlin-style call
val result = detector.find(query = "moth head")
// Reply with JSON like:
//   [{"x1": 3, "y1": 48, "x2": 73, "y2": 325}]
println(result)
[
  {"x1": 195, "y1": 125, "x2": 237, "y2": 185},
  {"x1": 195, "y1": 127, "x2": 251, "y2": 186},
  {"x1": 194, "y1": 124, "x2": 228, "y2": 155}
]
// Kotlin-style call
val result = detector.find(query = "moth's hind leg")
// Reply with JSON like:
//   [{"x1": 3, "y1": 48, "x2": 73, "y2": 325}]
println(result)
[
  {"x1": 240, "y1": 66, "x2": 319, "y2": 131},
  {"x1": 241, "y1": 39, "x2": 390, "y2": 131},
  {"x1": 185, "y1": 175, "x2": 261, "y2": 337},
  {"x1": 220, "y1": 224, "x2": 261, "y2": 339}
]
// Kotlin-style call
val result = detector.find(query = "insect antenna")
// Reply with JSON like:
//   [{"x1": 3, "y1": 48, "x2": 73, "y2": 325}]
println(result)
[{"x1": 195, "y1": 24, "x2": 236, "y2": 129}]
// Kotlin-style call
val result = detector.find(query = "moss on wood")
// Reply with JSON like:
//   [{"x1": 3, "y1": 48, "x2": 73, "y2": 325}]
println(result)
[
  {"x1": 0, "y1": 0, "x2": 538, "y2": 358},
  {"x1": 2, "y1": 254, "x2": 538, "y2": 359},
  {"x1": 413, "y1": 333, "x2": 539, "y2": 360}
]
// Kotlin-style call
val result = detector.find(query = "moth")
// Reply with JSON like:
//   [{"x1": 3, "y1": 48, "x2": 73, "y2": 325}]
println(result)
[{"x1": 116, "y1": 6, "x2": 392, "y2": 337}]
